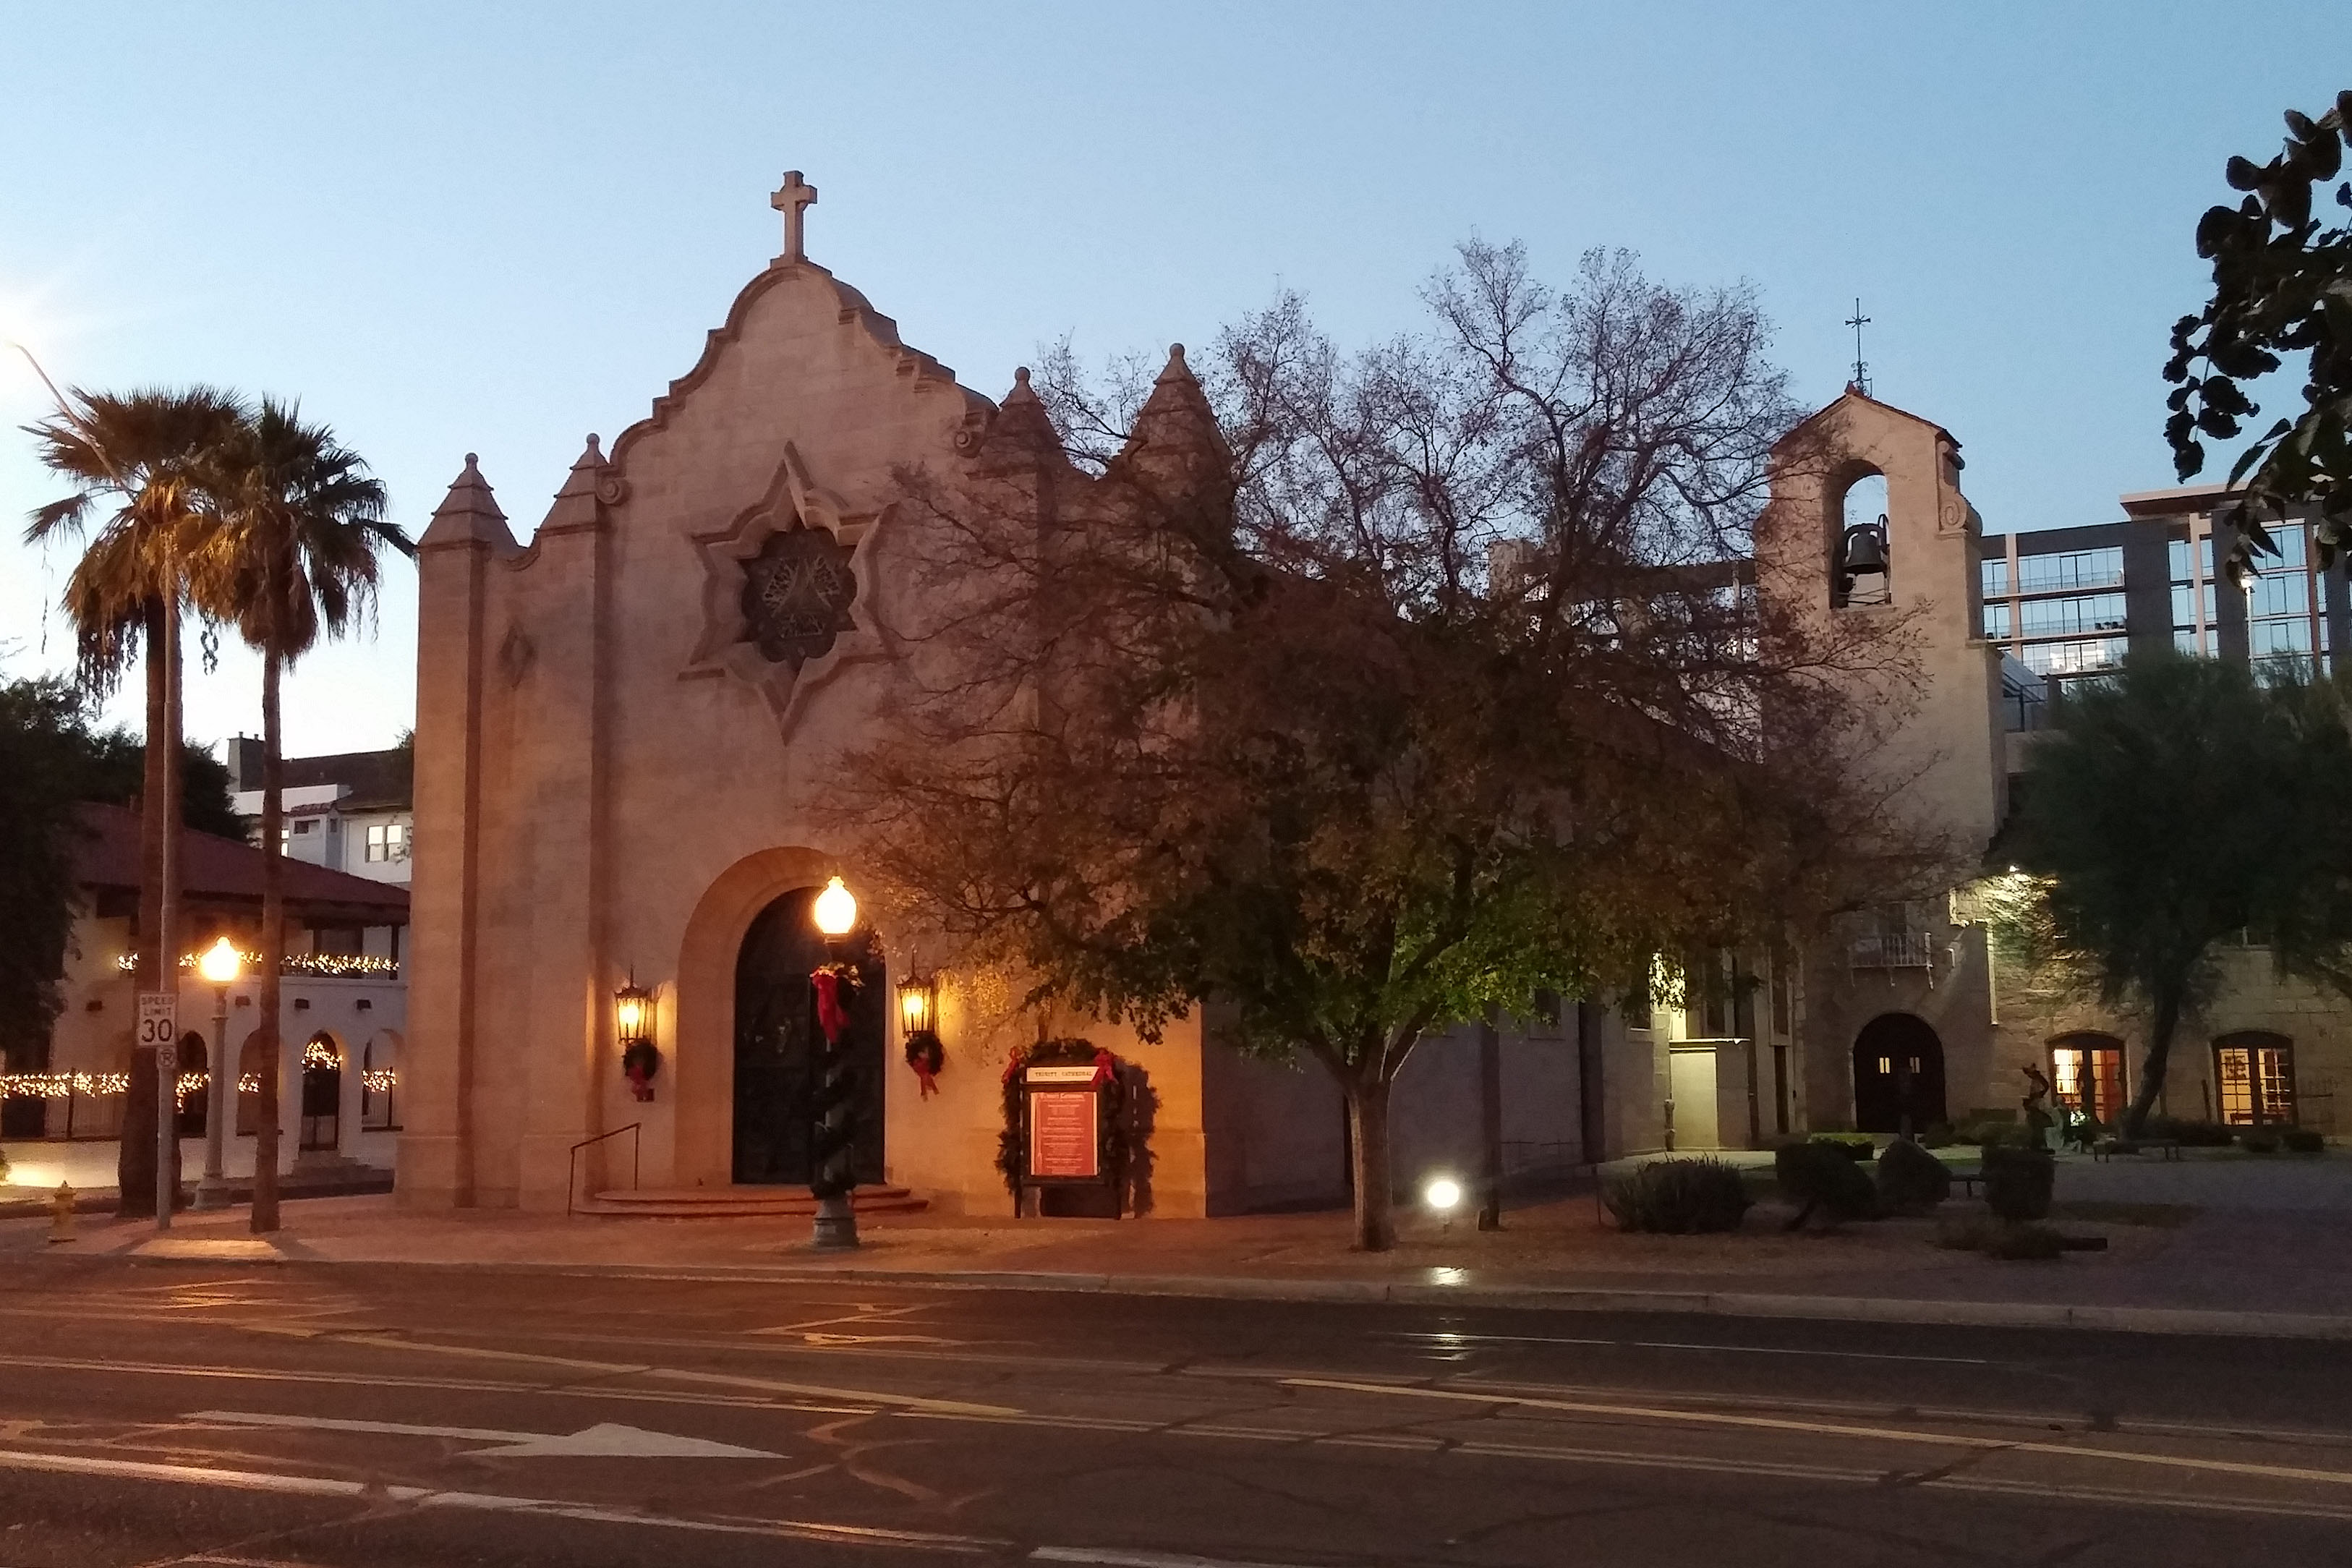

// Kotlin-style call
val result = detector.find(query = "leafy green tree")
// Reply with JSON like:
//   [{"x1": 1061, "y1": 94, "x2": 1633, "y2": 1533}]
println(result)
[
  {"x1": 207, "y1": 398, "x2": 406, "y2": 1232},
  {"x1": 25, "y1": 386, "x2": 248, "y2": 1217},
  {"x1": 0, "y1": 673, "x2": 246, "y2": 1083},
  {"x1": 72, "y1": 732, "x2": 244, "y2": 839},
  {"x1": 2165, "y1": 90, "x2": 2351, "y2": 574},
  {"x1": 2005, "y1": 655, "x2": 2352, "y2": 1135},
  {"x1": 0, "y1": 678, "x2": 91, "y2": 1077},
  {"x1": 845, "y1": 244, "x2": 1918, "y2": 1249}
]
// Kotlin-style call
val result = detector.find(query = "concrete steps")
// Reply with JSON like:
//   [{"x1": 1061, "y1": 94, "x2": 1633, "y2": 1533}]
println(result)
[{"x1": 576, "y1": 1183, "x2": 929, "y2": 1219}]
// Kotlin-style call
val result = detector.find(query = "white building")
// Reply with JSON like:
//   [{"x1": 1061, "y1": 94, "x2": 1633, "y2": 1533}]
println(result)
[{"x1": 223, "y1": 738, "x2": 414, "y2": 886}]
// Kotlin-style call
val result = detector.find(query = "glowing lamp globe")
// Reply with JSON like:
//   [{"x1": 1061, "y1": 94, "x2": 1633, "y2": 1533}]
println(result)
[
  {"x1": 1423, "y1": 1177, "x2": 1463, "y2": 1213},
  {"x1": 812, "y1": 876, "x2": 858, "y2": 938},
  {"x1": 197, "y1": 937, "x2": 242, "y2": 987}
]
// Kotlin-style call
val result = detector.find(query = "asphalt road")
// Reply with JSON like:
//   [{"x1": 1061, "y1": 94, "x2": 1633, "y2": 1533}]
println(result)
[{"x1": 3, "y1": 1256, "x2": 2351, "y2": 1567}]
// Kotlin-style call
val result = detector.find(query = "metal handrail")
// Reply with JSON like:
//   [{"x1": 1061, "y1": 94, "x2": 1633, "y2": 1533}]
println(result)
[{"x1": 566, "y1": 1122, "x2": 642, "y2": 1216}]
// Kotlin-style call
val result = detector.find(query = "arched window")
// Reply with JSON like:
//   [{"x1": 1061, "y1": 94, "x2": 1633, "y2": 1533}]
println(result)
[{"x1": 361, "y1": 1031, "x2": 401, "y2": 1130}]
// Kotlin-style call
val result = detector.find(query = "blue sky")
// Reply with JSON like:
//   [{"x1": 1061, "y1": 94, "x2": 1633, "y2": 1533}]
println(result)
[{"x1": 1, "y1": 2, "x2": 2340, "y2": 755}]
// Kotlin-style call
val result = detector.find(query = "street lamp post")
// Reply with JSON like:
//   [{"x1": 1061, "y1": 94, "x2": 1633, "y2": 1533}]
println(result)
[
  {"x1": 194, "y1": 937, "x2": 242, "y2": 1210},
  {"x1": 809, "y1": 876, "x2": 861, "y2": 1250}
]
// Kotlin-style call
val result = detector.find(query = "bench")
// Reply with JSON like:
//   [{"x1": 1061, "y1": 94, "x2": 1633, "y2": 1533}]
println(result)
[{"x1": 2092, "y1": 1138, "x2": 2182, "y2": 1162}]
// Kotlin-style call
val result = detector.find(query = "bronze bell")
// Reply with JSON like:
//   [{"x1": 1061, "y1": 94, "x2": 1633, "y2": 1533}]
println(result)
[{"x1": 1841, "y1": 517, "x2": 1890, "y2": 578}]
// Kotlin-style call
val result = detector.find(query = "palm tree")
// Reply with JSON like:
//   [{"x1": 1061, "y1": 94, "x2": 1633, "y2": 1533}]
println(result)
[
  {"x1": 25, "y1": 387, "x2": 248, "y2": 1218},
  {"x1": 208, "y1": 399, "x2": 409, "y2": 1232}
]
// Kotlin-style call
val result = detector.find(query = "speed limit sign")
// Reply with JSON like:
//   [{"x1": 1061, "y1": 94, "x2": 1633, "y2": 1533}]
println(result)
[{"x1": 137, "y1": 992, "x2": 178, "y2": 1054}]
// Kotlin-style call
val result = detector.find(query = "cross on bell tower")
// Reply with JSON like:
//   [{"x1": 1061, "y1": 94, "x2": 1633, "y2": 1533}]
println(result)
[
  {"x1": 1845, "y1": 297, "x2": 1872, "y2": 396},
  {"x1": 772, "y1": 170, "x2": 817, "y2": 263}
]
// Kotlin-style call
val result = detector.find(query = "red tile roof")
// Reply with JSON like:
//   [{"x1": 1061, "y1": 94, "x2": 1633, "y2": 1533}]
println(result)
[{"x1": 72, "y1": 803, "x2": 409, "y2": 925}]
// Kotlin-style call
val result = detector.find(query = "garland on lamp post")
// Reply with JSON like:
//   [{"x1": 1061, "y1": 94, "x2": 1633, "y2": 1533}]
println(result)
[
  {"x1": 807, "y1": 875, "x2": 863, "y2": 1250},
  {"x1": 807, "y1": 960, "x2": 861, "y2": 1236}
]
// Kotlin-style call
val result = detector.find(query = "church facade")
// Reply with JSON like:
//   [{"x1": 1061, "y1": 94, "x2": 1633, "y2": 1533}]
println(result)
[
  {"x1": 399, "y1": 179, "x2": 2341, "y2": 1222},
  {"x1": 399, "y1": 178, "x2": 1628, "y2": 1217}
]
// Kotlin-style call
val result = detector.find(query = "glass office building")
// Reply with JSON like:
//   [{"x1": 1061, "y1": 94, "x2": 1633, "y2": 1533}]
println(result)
[{"x1": 1980, "y1": 485, "x2": 2348, "y2": 683}]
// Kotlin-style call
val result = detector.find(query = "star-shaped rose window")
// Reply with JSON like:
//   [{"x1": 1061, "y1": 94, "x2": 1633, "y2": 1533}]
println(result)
[{"x1": 740, "y1": 527, "x2": 858, "y2": 668}]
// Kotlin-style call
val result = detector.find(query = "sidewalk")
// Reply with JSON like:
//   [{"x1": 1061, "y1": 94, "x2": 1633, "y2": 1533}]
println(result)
[{"x1": 12, "y1": 1150, "x2": 2352, "y2": 1341}]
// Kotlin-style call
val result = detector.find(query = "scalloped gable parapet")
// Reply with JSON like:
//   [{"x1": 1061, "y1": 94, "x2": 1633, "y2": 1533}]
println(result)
[{"x1": 605, "y1": 260, "x2": 996, "y2": 472}]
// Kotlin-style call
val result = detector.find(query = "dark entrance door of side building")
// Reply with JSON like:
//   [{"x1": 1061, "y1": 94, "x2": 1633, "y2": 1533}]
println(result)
[
  {"x1": 731, "y1": 885, "x2": 885, "y2": 1186},
  {"x1": 1852, "y1": 1013, "x2": 1948, "y2": 1134}
]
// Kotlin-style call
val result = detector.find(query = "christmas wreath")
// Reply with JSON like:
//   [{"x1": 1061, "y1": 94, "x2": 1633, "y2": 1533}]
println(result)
[
  {"x1": 904, "y1": 1031, "x2": 945, "y2": 1096},
  {"x1": 621, "y1": 1040, "x2": 662, "y2": 1102},
  {"x1": 996, "y1": 1036, "x2": 1122, "y2": 1198}
]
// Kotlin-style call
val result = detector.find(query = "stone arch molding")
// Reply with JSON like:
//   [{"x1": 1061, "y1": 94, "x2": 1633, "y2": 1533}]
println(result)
[{"x1": 684, "y1": 441, "x2": 895, "y2": 735}]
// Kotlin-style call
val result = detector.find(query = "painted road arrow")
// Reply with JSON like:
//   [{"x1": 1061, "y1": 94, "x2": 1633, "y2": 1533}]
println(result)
[{"x1": 190, "y1": 1409, "x2": 777, "y2": 1459}]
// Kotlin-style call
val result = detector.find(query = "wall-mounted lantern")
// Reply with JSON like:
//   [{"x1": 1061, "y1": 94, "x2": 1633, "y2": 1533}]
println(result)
[
  {"x1": 898, "y1": 973, "x2": 944, "y2": 1096},
  {"x1": 615, "y1": 973, "x2": 660, "y2": 1102}
]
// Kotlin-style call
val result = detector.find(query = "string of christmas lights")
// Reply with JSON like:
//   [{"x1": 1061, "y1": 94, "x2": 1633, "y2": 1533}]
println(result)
[
  {"x1": 0, "y1": 1068, "x2": 397, "y2": 1104},
  {"x1": 114, "y1": 950, "x2": 401, "y2": 979}
]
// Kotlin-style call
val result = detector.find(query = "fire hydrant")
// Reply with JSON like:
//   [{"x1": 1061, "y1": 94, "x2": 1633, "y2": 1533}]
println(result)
[{"x1": 47, "y1": 1183, "x2": 74, "y2": 1245}]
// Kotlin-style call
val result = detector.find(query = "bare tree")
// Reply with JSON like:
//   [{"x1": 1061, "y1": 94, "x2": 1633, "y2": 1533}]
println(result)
[{"x1": 835, "y1": 242, "x2": 1924, "y2": 1249}]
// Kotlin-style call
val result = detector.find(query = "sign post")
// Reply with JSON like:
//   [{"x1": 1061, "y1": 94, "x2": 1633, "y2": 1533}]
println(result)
[{"x1": 138, "y1": 992, "x2": 177, "y2": 1230}]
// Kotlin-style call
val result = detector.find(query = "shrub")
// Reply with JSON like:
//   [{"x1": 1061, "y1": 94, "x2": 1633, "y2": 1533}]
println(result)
[
  {"x1": 1919, "y1": 1122, "x2": 1959, "y2": 1149},
  {"x1": 1875, "y1": 1136, "x2": 1953, "y2": 1215},
  {"x1": 1985, "y1": 1222, "x2": 2066, "y2": 1261},
  {"x1": 2283, "y1": 1128, "x2": 2326, "y2": 1154},
  {"x1": 1776, "y1": 1141, "x2": 1878, "y2": 1229},
  {"x1": 1809, "y1": 1132, "x2": 1877, "y2": 1162},
  {"x1": 2239, "y1": 1129, "x2": 2282, "y2": 1154},
  {"x1": 1982, "y1": 1144, "x2": 2055, "y2": 1222},
  {"x1": 2142, "y1": 1115, "x2": 2235, "y2": 1147},
  {"x1": 1603, "y1": 1159, "x2": 1751, "y2": 1234}
]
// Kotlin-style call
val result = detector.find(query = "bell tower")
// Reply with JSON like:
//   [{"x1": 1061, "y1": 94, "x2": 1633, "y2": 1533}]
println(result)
[{"x1": 1755, "y1": 388, "x2": 2003, "y2": 864}]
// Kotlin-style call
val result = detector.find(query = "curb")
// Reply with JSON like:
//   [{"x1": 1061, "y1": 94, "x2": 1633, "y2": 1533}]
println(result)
[{"x1": 73, "y1": 1247, "x2": 2352, "y2": 1341}]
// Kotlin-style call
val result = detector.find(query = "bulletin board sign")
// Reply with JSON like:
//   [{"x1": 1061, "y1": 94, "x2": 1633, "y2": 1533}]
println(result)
[
  {"x1": 1019, "y1": 1062, "x2": 1119, "y2": 1206},
  {"x1": 1028, "y1": 1090, "x2": 1100, "y2": 1180}
]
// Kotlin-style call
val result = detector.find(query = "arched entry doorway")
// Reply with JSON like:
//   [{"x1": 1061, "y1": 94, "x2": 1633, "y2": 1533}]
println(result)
[
  {"x1": 300, "y1": 1034, "x2": 342, "y2": 1151},
  {"x1": 175, "y1": 1032, "x2": 209, "y2": 1138},
  {"x1": 732, "y1": 887, "x2": 885, "y2": 1185},
  {"x1": 1852, "y1": 1013, "x2": 1947, "y2": 1133}
]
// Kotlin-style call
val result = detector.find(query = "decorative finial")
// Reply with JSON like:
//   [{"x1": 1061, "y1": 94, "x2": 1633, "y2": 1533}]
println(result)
[
  {"x1": 1168, "y1": 343, "x2": 1186, "y2": 362},
  {"x1": 585, "y1": 433, "x2": 602, "y2": 456},
  {"x1": 1014, "y1": 366, "x2": 1031, "y2": 386},
  {"x1": 464, "y1": 452, "x2": 479, "y2": 468},
  {"x1": 771, "y1": 170, "x2": 818, "y2": 263}
]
